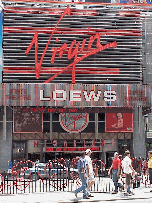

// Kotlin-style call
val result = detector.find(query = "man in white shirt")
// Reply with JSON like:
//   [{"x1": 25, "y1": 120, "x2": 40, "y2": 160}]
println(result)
[
  {"x1": 85, "y1": 149, "x2": 95, "y2": 197},
  {"x1": 122, "y1": 150, "x2": 137, "y2": 196}
]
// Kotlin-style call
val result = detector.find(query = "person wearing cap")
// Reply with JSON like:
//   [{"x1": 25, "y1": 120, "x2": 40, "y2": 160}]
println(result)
[
  {"x1": 108, "y1": 152, "x2": 123, "y2": 194},
  {"x1": 122, "y1": 150, "x2": 137, "y2": 196},
  {"x1": 75, "y1": 152, "x2": 89, "y2": 199},
  {"x1": 85, "y1": 149, "x2": 95, "y2": 197}
]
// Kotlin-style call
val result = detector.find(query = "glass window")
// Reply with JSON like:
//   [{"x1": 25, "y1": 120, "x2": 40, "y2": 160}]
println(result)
[
  {"x1": 6, "y1": 106, "x2": 13, "y2": 121},
  {"x1": 89, "y1": 113, "x2": 95, "y2": 121},
  {"x1": 82, "y1": 122, "x2": 95, "y2": 133},
  {"x1": 98, "y1": 113, "x2": 105, "y2": 121},
  {"x1": 53, "y1": 122, "x2": 67, "y2": 132},
  {"x1": 43, "y1": 113, "x2": 50, "y2": 121},
  {"x1": 98, "y1": 122, "x2": 105, "y2": 133},
  {"x1": 52, "y1": 113, "x2": 59, "y2": 121},
  {"x1": 43, "y1": 122, "x2": 50, "y2": 133},
  {"x1": 0, "y1": 107, "x2": 3, "y2": 121}
]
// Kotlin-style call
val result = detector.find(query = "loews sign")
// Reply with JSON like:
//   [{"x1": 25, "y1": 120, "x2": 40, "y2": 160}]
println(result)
[{"x1": 0, "y1": 83, "x2": 151, "y2": 107}]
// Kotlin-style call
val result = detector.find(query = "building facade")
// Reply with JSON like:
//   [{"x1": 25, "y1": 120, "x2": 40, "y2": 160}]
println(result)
[{"x1": 0, "y1": 0, "x2": 152, "y2": 172}]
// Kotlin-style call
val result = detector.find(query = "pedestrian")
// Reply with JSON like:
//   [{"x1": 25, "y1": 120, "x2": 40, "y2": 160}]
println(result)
[
  {"x1": 75, "y1": 152, "x2": 89, "y2": 199},
  {"x1": 122, "y1": 150, "x2": 137, "y2": 196},
  {"x1": 85, "y1": 149, "x2": 95, "y2": 197},
  {"x1": 142, "y1": 159, "x2": 148, "y2": 175},
  {"x1": 108, "y1": 152, "x2": 124, "y2": 194},
  {"x1": 146, "y1": 151, "x2": 152, "y2": 192}
]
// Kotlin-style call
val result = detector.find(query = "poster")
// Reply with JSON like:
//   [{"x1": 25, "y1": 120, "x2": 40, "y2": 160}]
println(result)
[{"x1": 105, "y1": 113, "x2": 133, "y2": 132}]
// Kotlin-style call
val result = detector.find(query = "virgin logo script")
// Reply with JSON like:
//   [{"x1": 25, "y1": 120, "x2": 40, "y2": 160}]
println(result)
[
  {"x1": 59, "y1": 112, "x2": 89, "y2": 133},
  {"x1": 25, "y1": 7, "x2": 118, "y2": 84}
]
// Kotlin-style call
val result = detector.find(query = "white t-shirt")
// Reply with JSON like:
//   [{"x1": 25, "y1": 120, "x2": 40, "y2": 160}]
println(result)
[
  {"x1": 122, "y1": 156, "x2": 132, "y2": 174},
  {"x1": 85, "y1": 155, "x2": 93, "y2": 175}
]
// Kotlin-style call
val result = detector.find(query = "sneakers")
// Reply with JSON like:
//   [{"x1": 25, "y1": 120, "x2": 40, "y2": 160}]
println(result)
[
  {"x1": 128, "y1": 191, "x2": 135, "y2": 195},
  {"x1": 83, "y1": 196, "x2": 90, "y2": 199},
  {"x1": 88, "y1": 194, "x2": 94, "y2": 197},
  {"x1": 111, "y1": 191, "x2": 118, "y2": 194},
  {"x1": 75, "y1": 191, "x2": 77, "y2": 198},
  {"x1": 124, "y1": 192, "x2": 133, "y2": 196}
]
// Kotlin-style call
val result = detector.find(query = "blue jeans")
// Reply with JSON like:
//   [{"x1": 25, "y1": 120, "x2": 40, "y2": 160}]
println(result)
[
  {"x1": 127, "y1": 185, "x2": 131, "y2": 193},
  {"x1": 75, "y1": 173, "x2": 88, "y2": 197},
  {"x1": 113, "y1": 169, "x2": 123, "y2": 192}
]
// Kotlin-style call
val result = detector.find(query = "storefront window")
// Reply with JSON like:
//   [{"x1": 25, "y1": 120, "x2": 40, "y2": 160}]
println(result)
[
  {"x1": 98, "y1": 122, "x2": 105, "y2": 132},
  {"x1": 98, "y1": 113, "x2": 105, "y2": 121},
  {"x1": 43, "y1": 113, "x2": 50, "y2": 121},
  {"x1": 43, "y1": 122, "x2": 50, "y2": 133}
]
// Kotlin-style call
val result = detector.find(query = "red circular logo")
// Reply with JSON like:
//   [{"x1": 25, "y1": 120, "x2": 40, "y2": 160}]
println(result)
[{"x1": 59, "y1": 112, "x2": 89, "y2": 133}]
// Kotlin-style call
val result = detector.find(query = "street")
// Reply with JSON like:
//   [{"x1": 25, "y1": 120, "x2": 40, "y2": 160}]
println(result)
[{"x1": 0, "y1": 187, "x2": 152, "y2": 203}]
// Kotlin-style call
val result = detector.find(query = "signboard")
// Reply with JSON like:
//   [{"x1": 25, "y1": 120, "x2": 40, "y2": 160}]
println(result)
[
  {"x1": 59, "y1": 112, "x2": 89, "y2": 133},
  {"x1": 13, "y1": 107, "x2": 43, "y2": 133},
  {"x1": 105, "y1": 113, "x2": 133, "y2": 132},
  {"x1": 3, "y1": 4, "x2": 143, "y2": 84},
  {"x1": 0, "y1": 84, "x2": 151, "y2": 107},
  {"x1": 120, "y1": 0, "x2": 152, "y2": 4},
  {"x1": 45, "y1": 147, "x2": 99, "y2": 152}
]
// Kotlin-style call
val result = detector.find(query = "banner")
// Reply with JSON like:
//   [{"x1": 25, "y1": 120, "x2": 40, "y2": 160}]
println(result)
[
  {"x1": 105, "y1": 113, "x2": 133, "y2": 132},
  {"x1": 0, "y1": 84, "x2": 151, "y2": 107}
]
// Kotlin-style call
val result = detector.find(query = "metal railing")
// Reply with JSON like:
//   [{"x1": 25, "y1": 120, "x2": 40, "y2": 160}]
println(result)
[{"x1": 0, "y1": 158, "x2": 151, "y2": 194}]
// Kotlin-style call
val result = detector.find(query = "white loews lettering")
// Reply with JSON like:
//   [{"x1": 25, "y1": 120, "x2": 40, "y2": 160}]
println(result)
[
  {"x1": 83, "y1": 91, "x2": 102, "y2": 102},
  {"x1": 40, "y1": 89, "x2": 50, "y2": 101},
  {"x1": 39, "y1": 89, "x2": 117, "y2": 102},
  {"x1": 53, "y1": 90, "x2": 66, "y2": 101},
  {"x1": 104, "y1": 91, "x2": 117, "y2": 101},
  {"x1": 70, "y1": 90, "x2": 81, "y2": 101}
]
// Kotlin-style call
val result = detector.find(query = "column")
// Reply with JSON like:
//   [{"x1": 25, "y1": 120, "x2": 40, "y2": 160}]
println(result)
[
  {"x1": 50, "y1": 112, "x2": 52, "y2": 140},
  {"x1": 133, "y1": 106, "x2": 146, "y2": 159},
  {"x1": 95, "y1": 113, "x2": 98, "y2": 139}
]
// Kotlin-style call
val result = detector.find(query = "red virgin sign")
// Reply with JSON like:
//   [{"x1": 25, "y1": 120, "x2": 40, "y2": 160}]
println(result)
[
  {"x1": 59, "y1": 112, "x2": 89, "y2": 133},
  {"x1": 25, "y1": 7, "x2": 118, "y2": 84}
]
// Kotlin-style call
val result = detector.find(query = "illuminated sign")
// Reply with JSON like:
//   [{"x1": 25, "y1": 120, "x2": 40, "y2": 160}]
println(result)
[
  {"x1": 13, "y1": 107, "x2": 43, "y2": 133},
  {"x1": 25, "y1": 7, "x2": 117, "y2": 84},
  {"x1": 3, "y1": 4, "x2": 143, "y2": 84},
  {"x1": 45, "y1": 147, "x2": 100, "y2": 152},
  {"x1": 0, "y1": 84, "x2": 151, "y2": 107},
  {"x1": 105, "y1": 113, "x2": 133, "y2": 132},
  {"x1": 120, "y1": 0, "x2": 152, "y2": 3},
  {"x1": 59, "y1": 112, "x2": 89, "y2": 133},
  {"x1": 40, "y1": 89, "x2": 116, "y2": 102}
]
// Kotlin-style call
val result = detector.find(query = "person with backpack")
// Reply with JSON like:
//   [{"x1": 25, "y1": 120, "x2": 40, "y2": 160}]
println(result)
[{"x1": 75, "y1": 152, "x2": 90, "y2": 199}]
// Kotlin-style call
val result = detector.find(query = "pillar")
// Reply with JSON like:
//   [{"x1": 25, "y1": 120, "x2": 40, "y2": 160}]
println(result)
[{"x1": 133, "y1": 106, "x2": 146, "y2": 159}]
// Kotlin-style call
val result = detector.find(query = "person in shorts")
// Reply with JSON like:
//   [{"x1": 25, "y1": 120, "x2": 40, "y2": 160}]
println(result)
[
  {"x1": 122, "y1": 150, "x2": 137, "y2": 196},
  {"x1": 85, "y1": 149, "x2": 95, "y2": 197}
]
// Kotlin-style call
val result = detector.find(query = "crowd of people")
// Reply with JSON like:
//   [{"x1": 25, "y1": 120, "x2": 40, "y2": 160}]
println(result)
[{"x1": 75, "y1": 149, "x2": 152, "y2": 199}]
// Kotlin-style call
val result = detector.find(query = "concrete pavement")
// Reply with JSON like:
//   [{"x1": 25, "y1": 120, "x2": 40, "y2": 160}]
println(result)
[{"x1": 0, "y1": 187, "x2": 152, "y2": 203}]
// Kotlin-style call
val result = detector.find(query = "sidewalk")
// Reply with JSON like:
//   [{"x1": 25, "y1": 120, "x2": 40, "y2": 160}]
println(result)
[{"x1": 0, "y1": 187, "x2": 152, "y2": 203}]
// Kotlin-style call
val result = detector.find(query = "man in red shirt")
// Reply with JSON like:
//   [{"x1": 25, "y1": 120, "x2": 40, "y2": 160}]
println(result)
[{"x1": 108, "y1": 152, "x2": 123, "y2": 194}]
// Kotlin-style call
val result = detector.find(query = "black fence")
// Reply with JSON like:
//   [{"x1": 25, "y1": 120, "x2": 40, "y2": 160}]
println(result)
[{"x1": 0, "y1": 158, "x2": 150, "y2": 194}]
